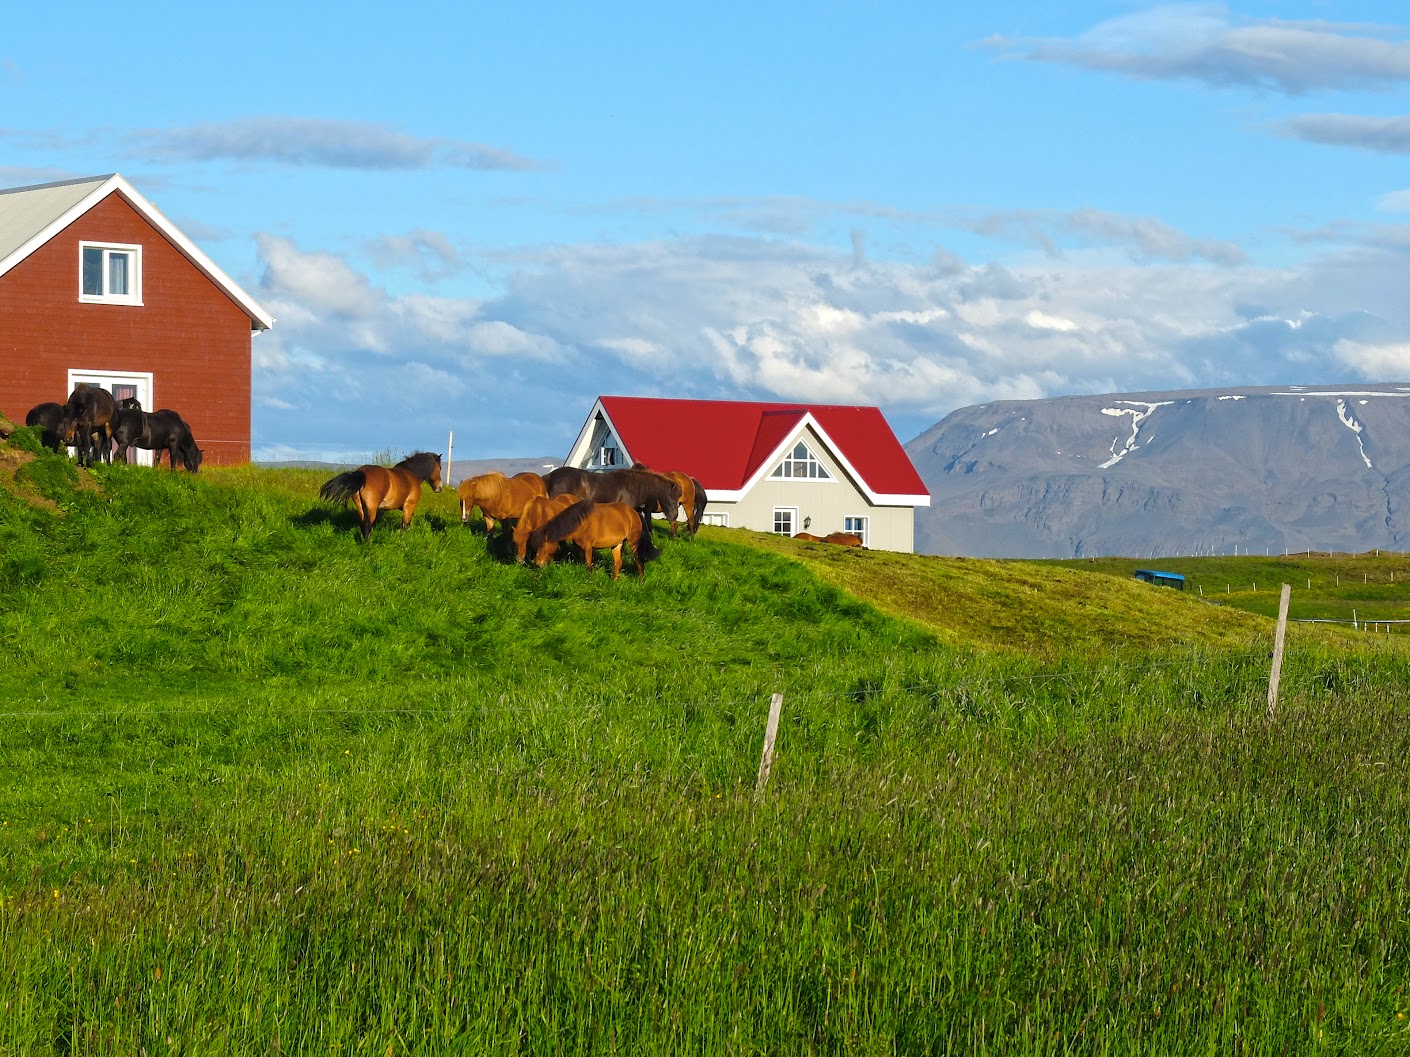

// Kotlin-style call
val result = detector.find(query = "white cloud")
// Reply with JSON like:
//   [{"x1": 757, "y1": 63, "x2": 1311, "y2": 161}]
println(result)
[
  {"x1": 131, "y1": 117, "x2": 543, "y2": 172},
  {"x1": 1333, "y1": 339, "x2": 1410, "y2": 377},
  {"x1": 990, "y1": 6, "x2": 1410, "y2": 94},
  {"x1": 249, "y1": 225, "x2": 1410, "y2": 459}
]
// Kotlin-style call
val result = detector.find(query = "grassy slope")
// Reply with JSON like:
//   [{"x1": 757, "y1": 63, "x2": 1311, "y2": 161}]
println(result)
[{"x1": 1, "y1": 450, "x2": 1408, "y2": 1054}]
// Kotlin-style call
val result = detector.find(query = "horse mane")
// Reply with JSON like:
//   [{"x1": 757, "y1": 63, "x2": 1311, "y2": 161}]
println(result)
[
  {"x1": 397, "y1": 452, "x2": 442, "y2": 480},
  {"x1": 531, "y1": 499, "x2": 596, "y2": 547}
]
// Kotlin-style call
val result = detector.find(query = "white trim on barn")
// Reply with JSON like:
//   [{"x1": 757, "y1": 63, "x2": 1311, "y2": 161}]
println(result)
[{"x1": 0, "y1": 174, "x2": 273, "y2": 331}]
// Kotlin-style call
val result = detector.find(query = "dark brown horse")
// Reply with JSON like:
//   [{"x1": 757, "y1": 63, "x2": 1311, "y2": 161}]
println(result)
[
  {"x1": 111, "y1": 403, "x2": 204, "y2": 472},
  {"x1": 24, "y1": 402, "x2": 65, "y2": 453},
  {"x1": 60, "y1": 384, "x2": 117, "y2": 467},
  {"x1": 319, "y1": 452, "x2": 443, "y2": 541},
  {"x1": 545, "y1": 466, "x2": 681, "y2": 520},
  {"x1": 528, "y1": 500, "x2": 662, "y2": 580}
]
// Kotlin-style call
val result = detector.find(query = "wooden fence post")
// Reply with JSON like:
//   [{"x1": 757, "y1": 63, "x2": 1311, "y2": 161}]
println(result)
[
  {"x1": 1267, "y1": 584, "x2": 1291, "y2": 722},
  {"x1": 755, "y1": 693, "x2": 784, "y2": 795}
]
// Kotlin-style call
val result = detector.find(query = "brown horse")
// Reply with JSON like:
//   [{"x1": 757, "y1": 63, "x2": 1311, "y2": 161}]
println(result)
[
  {"x1": 513, "y1": 492, "x2": 581, "y2": 562},
  {"x1": 825, "y1": 532, "x2": 865, "y2": 548},
  {"x1": 528, "y1": 501, "x2": 662, "y2": 580},
  {"x1": 544, "y1": 466, "x2": 681, "y2": 520},
  {"x1": 319, "y1": 452, "x2": 443, "y2": 541},
  {"x1": 792, "y1": 532, "x2": 828, "y2": 543},
  {"x1": 457, "y1": 471, "x2": 547, "y2": 535},
  {"x1": 25, "y1": 402, "x2": 65, "y2": 453},
  {"x1": 658, "y1": 470, "x2": 713, "y2": 536},
  {"x1": 60, "y1": 383, "x2": 117, "y2": 467}
]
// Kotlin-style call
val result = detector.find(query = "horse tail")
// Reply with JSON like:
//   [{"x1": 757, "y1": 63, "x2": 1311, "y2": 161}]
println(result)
[
  {"x1": 634, "y1": 508, "x2": 663, "y2": 564},
  {"x1": 320, "y1": 469, "x2": 366, "y2": 504},
  {"x1": 690, "y1": 477, "x2": 707, "y2": 533}
]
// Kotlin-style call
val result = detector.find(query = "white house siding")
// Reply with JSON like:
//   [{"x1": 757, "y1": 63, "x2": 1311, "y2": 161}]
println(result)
[{"x1": 702, "y1": 427, "x2": 917, "y2": 552}]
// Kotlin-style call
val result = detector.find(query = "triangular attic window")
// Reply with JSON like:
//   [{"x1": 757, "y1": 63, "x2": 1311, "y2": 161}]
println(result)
[{"x1": 769, "y1": 441, "x2": 832, "y2": 480}]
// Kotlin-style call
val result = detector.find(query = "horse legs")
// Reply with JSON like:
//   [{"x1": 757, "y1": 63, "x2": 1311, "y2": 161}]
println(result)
[
  {"x1": 400, "y1": 493, "x2": 419, "y2": 532},
  {"x1": 357, "y1": 494, "x2": 377, "y2": 541},
  {"x1": 611, "y1": 543, "x2": 623, "y2": 581}
]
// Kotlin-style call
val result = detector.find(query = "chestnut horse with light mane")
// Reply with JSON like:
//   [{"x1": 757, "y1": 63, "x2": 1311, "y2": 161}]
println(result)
[
  {"x1": 319, "y1": 452, "x2": 443, "y2": 541},
  {"x1": 457, "y1": 471, "x2": 547, "y2": 535}
]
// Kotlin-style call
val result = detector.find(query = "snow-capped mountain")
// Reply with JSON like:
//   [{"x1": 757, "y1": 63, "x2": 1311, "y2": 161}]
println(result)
[{"x1": 904, "y1": 384, "x2": 1410, "y2": 558}]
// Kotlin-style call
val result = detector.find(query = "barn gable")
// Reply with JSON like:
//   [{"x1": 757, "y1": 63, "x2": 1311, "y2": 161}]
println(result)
[{"x1": 0, "y1": 173, "x2": 274, "y2": 466}]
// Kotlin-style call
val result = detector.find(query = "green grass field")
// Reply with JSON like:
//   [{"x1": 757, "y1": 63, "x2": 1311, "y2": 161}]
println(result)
[{"x1": 2, "y1": 434, "x2": 1409, "y2": 1055}]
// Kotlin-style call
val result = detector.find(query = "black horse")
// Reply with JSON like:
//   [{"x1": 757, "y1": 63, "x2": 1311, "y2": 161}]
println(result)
[
  {"x1": 110, "y1": 403, "x2": 203, "y2": 472},
  {"x1": 544, "y1": 466, "x2": 681, "y2": 519},
  {"x1": 60, "y1": 384, "x2": 117, "y2": 467},
  {"x1": 24, "y1": 402, "x2": 66, "y2": 453}
]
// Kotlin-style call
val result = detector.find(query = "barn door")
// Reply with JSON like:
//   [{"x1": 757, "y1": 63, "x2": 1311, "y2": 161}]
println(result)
[{"x1": 67, "y1": 368, "x2": 155, "y2": 467}]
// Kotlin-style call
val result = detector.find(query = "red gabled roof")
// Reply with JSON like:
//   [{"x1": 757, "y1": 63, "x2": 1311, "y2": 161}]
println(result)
[{"x1": 594, "y1": 396, "x2": 929, "y2": 501}]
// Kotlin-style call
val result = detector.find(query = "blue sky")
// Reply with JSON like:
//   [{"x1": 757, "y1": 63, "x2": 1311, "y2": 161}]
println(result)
[{"x1": 6, "y1": 2, "x2": 1410, "y2": 461}]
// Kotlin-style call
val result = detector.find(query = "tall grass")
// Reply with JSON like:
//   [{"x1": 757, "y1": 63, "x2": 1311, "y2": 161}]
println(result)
[{"x1": 1, "y1": 454, "x2": 1408, "y2": 1054}]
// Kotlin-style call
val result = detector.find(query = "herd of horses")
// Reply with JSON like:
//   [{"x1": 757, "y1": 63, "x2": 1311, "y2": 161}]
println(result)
[
  {"x1": 25, "y1": 383, "x2": 203, "y2": 472},
  {"x1": 318, "y1": 455, "x2": 706, "y2": 580}
]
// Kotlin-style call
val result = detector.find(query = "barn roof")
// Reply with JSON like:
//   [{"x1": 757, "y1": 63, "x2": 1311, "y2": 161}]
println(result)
[
  {"x1": 574, "y1": 395, "x2": 931, "y2": 506},
  {"x1": 0, "y1": 173, "x2": 273, "y2": 331}
]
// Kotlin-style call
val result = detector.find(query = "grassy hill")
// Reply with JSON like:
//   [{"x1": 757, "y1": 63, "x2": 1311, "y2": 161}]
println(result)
[{"x1": 2, "y1": 436, "x2": 1408, "y2": 1054}]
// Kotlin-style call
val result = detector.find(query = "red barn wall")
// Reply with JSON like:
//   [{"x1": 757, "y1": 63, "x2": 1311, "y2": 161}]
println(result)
[{"x1": 0, "y1": 193, "x2": 257, "y2": 465}]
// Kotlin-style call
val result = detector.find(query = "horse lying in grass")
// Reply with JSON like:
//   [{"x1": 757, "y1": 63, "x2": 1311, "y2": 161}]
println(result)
[
  {"x1": 513, "y1": 492, "x2": 580, "y2": 563},
  {"x1": 528, "y1": 500, "x2": 661, "y2": 580},
  {"x1": 457, "y1": 471, "x2": 547, "y2": 535},
  {"x1": 319, "y1": 452, "x2": 443, "y2": 541},
  {"x1": 793, "y1": 531, "x2": 866, "y2": 548}
]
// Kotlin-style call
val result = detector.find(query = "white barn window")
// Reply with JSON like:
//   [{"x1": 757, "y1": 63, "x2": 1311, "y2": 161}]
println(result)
[
  {"x1": 844, "y1": 515, "x2": 869, "y2": 546},
  {"x1": 79, "y1": 242, "x2": 142, "y2": 305},
  {"x1": 772, "y1": 507, "x2": 797, "y2": 535}
]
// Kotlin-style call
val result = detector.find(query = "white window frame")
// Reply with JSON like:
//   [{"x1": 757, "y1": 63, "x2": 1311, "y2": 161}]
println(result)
[
  {"x1": 79, "y1": 241, "x2": 143, "y2": 306},
  {"x1": 769, "y1": 440, "x2": 833, "y2": 481},
  {"x1": 844, "y1": 515, "x2": 869, "y2": 546},
  {"x1": 67, "y1": 368, "x2": 155, "y2": 466},
  {"x1": 597, "y1": 445, "x2": 620, "y2": 468},
  {"x1": 699, "y1": 512, "x2": 729, "y2": 527},
  {"x1": 772, "y1": 507, "x2": 798, "y2": 536}
]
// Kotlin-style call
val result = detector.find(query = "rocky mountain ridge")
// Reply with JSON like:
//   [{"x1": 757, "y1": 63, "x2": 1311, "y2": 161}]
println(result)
[{"x1": 903, "y1": 384, "x2": 1410, "y2": 558}]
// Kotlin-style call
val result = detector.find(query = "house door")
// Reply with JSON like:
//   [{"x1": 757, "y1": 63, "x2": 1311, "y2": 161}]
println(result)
[{"x1": 67, "y1": 368, "x2": 155, "y2": 466}]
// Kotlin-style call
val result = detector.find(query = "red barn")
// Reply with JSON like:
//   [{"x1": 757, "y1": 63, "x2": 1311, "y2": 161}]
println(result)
[{"x1": 0, "y1": 173, "x2": 273, "y2": 465}]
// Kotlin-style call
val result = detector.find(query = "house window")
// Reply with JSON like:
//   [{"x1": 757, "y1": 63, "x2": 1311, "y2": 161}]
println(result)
[
  {"x1": 79, "y1": 242, "x2": 142, "y2": 305},
  {"x1": 769, "y1": 441, "x2": 832, "y2": 480},
  {"x1": 772, "y1": 507, "x2": 797, "y2": 535},
  {"x1": 700, "y1": 512, "x2": 729, "y2": 527},
  {"x1": 598, "y1": 445, "x2": 619, "y2": 467},
  {"x1": 844, "y1": 516, "x2": 869, "y2": 546}
]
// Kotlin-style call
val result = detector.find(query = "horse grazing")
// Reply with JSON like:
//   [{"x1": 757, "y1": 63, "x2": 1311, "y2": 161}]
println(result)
[
  {"x1": 457, "y1": 471, "x2": 547, "y2": 535},
  {"x1": 60, "y1": 383, "x2": 117, "y2": 466},
  {"x1": 528, "y1": 501, "x2": 662, "y2": 580},
  {"x1": 546, "y1": 466, "x2": 680, "y2": 521},
  {"x1": 24, "y1": 402, "x2": 65, "y2": 453},
  {"x1": 111, "y1": 404, "x2": 204, "y2": 472},
  {"x1": 319, "y1": 452, "x2": 443, "y2": 541},
  {"x1": 513, "y1": 492, "x2": 581, "y2": 562},
  {"x1": 657, "y1": 470, "x2": 710, "y2": 536}
]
